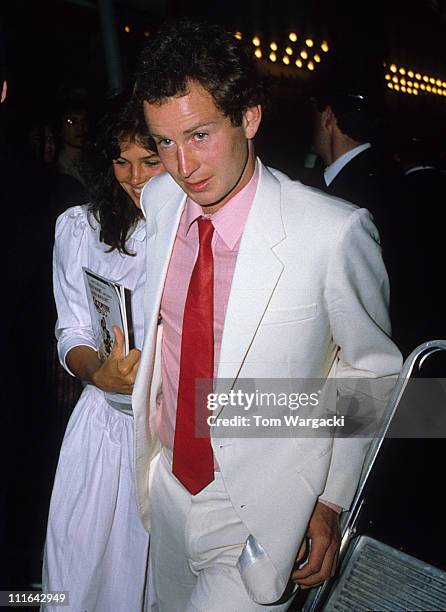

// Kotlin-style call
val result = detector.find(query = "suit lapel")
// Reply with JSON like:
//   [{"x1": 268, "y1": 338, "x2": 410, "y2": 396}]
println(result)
[
  {"x1": 144, "y1": 189, "x2": 186, "y2": 334},
  {"x1": 216, "y1": 163, "x2": 286, "y2": 392}
]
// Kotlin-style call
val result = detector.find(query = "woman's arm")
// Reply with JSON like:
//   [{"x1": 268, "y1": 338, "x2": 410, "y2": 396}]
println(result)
[{"x1": 66, "y1": 326, "x2": 140, "y2": 394}]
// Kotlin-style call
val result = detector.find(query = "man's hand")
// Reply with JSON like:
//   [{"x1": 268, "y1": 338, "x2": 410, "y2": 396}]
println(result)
[
  {"x1": 91, "y1": 326, "x2": 141, "y2": 393},
  {"x1": 291, "y1": 501, "x2": 340, "y2": 589}
]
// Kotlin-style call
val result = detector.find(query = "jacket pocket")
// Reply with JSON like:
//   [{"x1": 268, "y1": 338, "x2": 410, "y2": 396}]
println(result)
[{"x1": 261, "y1": 303, "x2": 317, "y2": 326}]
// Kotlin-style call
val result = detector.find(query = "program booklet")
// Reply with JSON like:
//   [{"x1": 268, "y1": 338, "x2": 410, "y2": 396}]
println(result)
[{"x1": 82, "y1": 267, "x2": 134, "y2": 360}]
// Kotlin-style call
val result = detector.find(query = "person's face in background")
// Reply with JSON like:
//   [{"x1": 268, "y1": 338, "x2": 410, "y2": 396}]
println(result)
[
  {"x1": 1, "y1": 80, "x2": 7, "y2": 103},
  {"x1": 144, "y1": 80, "x2": 261, "y2": 214},
  {"x1": 112, "y1": 139, "x2": 164, "y2": 208},
  {"x1": 43, "y1": 125, "x2": 56, "y2": 163},
  {"x1": 28, "y1": 123, "x2": 57, "y2": 164},
  {"x1": 60, "y1": 108, "x2": 88, "y2": 149}
]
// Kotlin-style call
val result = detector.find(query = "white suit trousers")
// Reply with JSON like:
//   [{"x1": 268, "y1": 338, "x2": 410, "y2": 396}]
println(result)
[{"x1": 149, "y1": 448, "x2": 294, "y2": 612}]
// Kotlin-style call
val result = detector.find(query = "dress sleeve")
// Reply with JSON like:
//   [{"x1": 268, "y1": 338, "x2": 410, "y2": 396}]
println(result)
[{"x1": 53, "y1": 206, "x2": 97, "y2": 376}]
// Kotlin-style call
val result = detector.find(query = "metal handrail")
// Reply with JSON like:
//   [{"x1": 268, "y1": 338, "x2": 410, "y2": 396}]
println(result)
[{"x1": 302, "y1": 340, "x2": 446, "y2": 612}]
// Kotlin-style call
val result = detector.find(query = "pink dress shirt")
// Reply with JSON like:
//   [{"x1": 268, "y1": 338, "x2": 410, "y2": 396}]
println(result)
[{"x1": 156, "y1": 164, "x2": 260, "y2": 451}]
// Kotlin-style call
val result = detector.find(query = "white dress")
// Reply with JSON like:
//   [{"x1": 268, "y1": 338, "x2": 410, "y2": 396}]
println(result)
[{"x1": 42, "y1": 205, "x2": 150, "y2": 612}]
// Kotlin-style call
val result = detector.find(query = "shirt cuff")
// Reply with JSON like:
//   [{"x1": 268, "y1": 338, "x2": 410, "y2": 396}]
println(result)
[
  {"x1": 319, "y1": 498, "x2": 343, "y2": 514},
  {"x1": 58, "y1": 338, "x2": 97, "y2": 377}
]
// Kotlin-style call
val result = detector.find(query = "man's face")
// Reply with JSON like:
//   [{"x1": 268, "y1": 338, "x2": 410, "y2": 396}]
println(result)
[{"x1": 144, "y1": 81, "x2": 261, "y2": 213}]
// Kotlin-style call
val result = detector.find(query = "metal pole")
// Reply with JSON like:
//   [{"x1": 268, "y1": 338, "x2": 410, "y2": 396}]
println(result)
[{"x1": 98, "y1": 0, "x2": 124, "y2": 94}]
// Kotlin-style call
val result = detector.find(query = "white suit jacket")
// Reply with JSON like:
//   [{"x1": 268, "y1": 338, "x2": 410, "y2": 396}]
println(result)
[{"x1": 132, "y1": 160, "x2": 402, "y2": 603}]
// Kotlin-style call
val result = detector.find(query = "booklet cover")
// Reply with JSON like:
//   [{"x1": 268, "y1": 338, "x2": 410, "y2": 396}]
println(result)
[{"x1": 82, "y1": 267, "x2": 134, "y2": 360}]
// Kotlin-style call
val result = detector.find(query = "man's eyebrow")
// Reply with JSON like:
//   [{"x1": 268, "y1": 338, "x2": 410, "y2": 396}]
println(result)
[
  {"x1": 150, "y1": 121, "x2": 218, "y2": 139},
  {"x1": 183, "y1": 121, "x2": 217, "y2": 135}
]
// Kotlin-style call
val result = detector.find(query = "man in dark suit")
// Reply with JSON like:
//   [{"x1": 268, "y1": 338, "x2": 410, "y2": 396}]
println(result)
[
  {"x1": 307, "y1": 62, "x2": 414, "y2": 355},
  {"x1": 396, "y1": 137, "x2": 446, "y2": 344}
]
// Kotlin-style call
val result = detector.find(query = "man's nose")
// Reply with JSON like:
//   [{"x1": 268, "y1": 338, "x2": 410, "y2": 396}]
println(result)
[{"x1": 177, "y1": 146, "x2": 198, "y2": 179}]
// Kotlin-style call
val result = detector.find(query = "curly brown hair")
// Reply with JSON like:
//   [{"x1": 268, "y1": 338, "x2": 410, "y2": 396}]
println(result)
[{"x1": 134, "y1": 19, "x2": 269, "y2": 127}]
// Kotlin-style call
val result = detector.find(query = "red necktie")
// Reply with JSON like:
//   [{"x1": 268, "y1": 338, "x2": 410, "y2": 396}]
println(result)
[{"x1": 172, "y1": 217, "x2": 215, "y2": 494}]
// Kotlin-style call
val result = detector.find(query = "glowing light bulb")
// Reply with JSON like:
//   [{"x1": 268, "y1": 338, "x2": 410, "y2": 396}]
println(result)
[
  {"x1": 394, "y1": 84, "x2": 400, "y2": 91},
  {"x1": 400, "y1": 78, "x2": 406, "y2": 85},
  {"x1": 124, "y1": 25, "x2": 130, "y2": 33},
  {"x1": 305, "y1": 38, "x2": 314, "y2": 47},
  {"x1": 387, "y1": 82, "x2": 394, "y2": 89},
  {"x1": 399, "y1": 67, "x2": 406, "y2": 75},
  {"x1": 436, "y1": 79, "x2": 442, "y2": 87},
  {"x1": 408, "y1": 70, "x2": 414, "y2": 78},
  {"x1": 415, "y1": 73, "x2": 421, "y2": 80},
  {"x1": 429, "y1": 77, "x2": 435, "y2": 84},
  {"x1": 420, "y1": 84, "x2": 426, "y2": 90},
  {"x1": 300, "y1": 50, "x2": 308, "y2": 59},
  {"x1": 283, "y1": 56, "x2": 290, "y2": 65},
  {"x1": 321, "y1": 41, "x2": 329, "y2": 52},
  {"x1": 254, "y1": 48, "x2": 262, "y2": 59},
  {"x1": 413, "y1": 89, "x2": 418, "y2": 95},
  {"x1": 426, "y1": 85, "x2": 432, "y2": 92},
  {"x1": 235, "y1": 31, "x2": 242, "y2": 40},
  {"x1": 390, "y1": 64, "x2": 397, "y2": 73},
  {"x1": 269, "y1": 52, "x2": 277, "y2": 62},
  {"x1": 252, "y1": 36, "x2": 261, "y2": 46},
  {"x1": 392, "y1": 76, "x2": 398, "y2": 83},
  {"x1": 289, "y1": 32, "x2": 297, "y2": 42},
  {"x1": 314, "y1": 54, "x2": 321, "y2": 63},
  {"x1": 295, "y1": 59, "x2": 303, "y2": 68},
  {"x1": 270, "y1": 42, "x2": 278, "y2": 51},
  {"x1": 286, "y1": 46, "x2": 293, "y2": 55},
  {"x1": 385, "y1": 74, "x2": 391, "y2": 80},
  {"x1": 307, "y1": 61, "x2": 315, "y2": 71}
]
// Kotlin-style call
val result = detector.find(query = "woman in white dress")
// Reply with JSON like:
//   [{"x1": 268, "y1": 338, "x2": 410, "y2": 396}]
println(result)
[{"x1": 42, "y1": 96, "x2": 164, "y2": 611}]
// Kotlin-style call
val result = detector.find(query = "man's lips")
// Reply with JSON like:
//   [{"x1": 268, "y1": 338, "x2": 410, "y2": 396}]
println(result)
[{"x1": 183, "y1": 177, "x2": 211, "y2": 192}]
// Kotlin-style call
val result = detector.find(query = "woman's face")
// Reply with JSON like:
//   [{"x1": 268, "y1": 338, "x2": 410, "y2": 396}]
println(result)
[{"x1": 112, "y1": 139, "x2": 164, "y2": 208}]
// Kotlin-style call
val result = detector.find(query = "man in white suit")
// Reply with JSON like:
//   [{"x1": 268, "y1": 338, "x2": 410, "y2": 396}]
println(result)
[{"x1": 132, "y1": 20, "x2": 402, "y2": 611}]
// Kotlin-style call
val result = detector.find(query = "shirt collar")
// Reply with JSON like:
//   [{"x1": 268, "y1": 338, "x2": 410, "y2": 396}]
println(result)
[
  {"x1": 184, "y1": 160, "x2": 260, "y2": 250},
  {"x1": 324, "y1": 142, "x2": 371, "y2": 187}
]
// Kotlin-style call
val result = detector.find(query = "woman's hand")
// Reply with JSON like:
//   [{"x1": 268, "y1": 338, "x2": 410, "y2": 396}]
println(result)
[
  {"x1": 66, "y1": 326, "x2": 141, "y2": 394},
  {"x1": 92, "y1": 326, "x2": 141, "y2": 393}
]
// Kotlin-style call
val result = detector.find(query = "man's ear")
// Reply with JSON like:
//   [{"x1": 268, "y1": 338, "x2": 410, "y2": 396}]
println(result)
[
  {"x1": 242, "y1": 105, "x2": 262, "y2": 139},
  {"x1": 1, "y1": 80, "x2": 7, "y2": 104},
  {"x1": 322, "y1": 105, "x2": 336, "y2": 131}
]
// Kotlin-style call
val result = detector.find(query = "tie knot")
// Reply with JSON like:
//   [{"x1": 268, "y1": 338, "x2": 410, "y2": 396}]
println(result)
[{"x1": 197, "y1": 217, "x2": 214, "y2": 245}]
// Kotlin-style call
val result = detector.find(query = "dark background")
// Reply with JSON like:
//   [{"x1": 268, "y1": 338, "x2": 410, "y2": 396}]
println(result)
[{"x1": 1, "y1": 0, "x2": 445, "y2": 604}]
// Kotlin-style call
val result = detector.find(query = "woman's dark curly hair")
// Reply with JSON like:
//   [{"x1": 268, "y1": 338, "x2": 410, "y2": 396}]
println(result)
[
  {"x1": 134, "y1": 19, "x2": 269, "y2": 126},
  {"x1": 84, "y1": 92, "x2": 156, "y2": 255}
]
